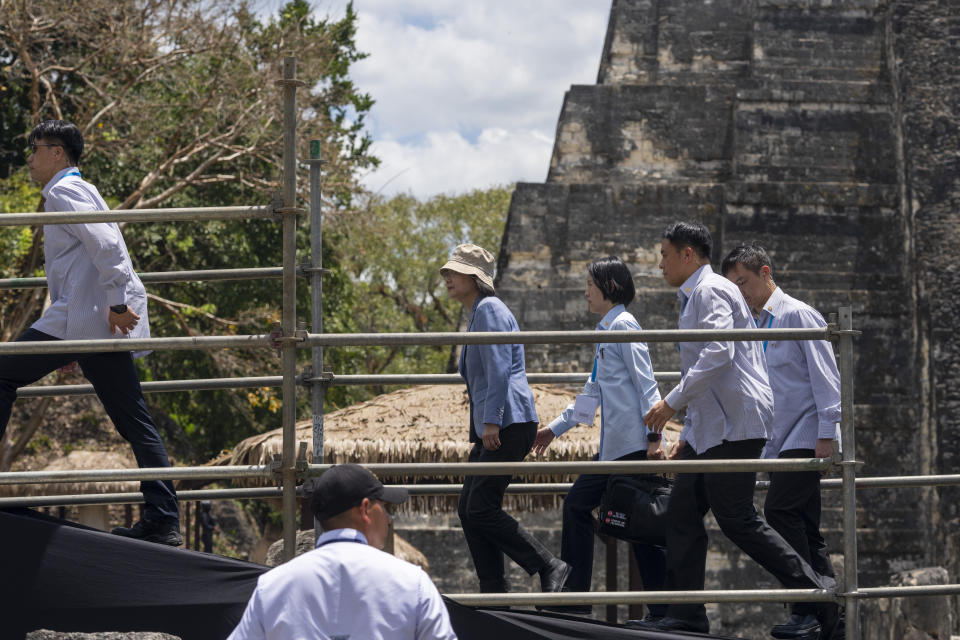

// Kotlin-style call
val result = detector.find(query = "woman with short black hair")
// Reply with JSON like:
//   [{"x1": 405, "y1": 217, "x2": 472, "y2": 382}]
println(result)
[{"x1": 533, "y1": 255, "x2": 667, "y2": 621}]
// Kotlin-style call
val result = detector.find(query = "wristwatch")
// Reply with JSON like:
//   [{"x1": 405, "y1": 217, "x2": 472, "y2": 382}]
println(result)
[
  {"x1": 647, "y1": 432, "x2": 662, "y2": 442},
  {"x1": 110, "y1": 304, "x2": 128, "y2": 314}
]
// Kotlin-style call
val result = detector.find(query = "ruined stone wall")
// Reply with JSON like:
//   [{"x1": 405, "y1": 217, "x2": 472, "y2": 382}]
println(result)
[{"x1": 496, "y1": 0, "x2": 959, "y2": 634}]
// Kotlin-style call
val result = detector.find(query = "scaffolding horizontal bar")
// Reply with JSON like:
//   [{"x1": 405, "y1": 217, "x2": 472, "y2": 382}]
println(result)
[
  {"x1": 0, "y1": 487, "x2": 291, "y2": 508},
  {"x1": 444, "y1": 588, "x2": 837, "y2": 607},
  {"x1": 18, "y1": 376, "x2": 285, "y2": 398},
  {"x1": 4, "y1": 472, "x2": 958, "y2": 507},
  {"x1": 0, "y1": 205, "x2": 274, "y2": 227},
  {"x1": 855, "y1": 584, "x2": 960, "y2": 598},
  {"x1": 16, "y1": 372, "x2": 682, "y2": 398},
  {"x1": 0, "y1": 334, "x2": 272, "y2": 355},
  {"x1": 306, "y1": 459, "x2": 832, "y2": 477},
  {"x1": 304, "y1": 327, "x2": 831, "y2": 347},
  {"x1": 0, "y1": 483, "x2": 576, "y2": 508},
  {"x1": 0, "y1": 267, "x2": 284, "y2": 290},
  {"x1": 0, "y1": 327, "x2": 833, "y2": 357},
  {"x1": 0, "y1": 465, "x2": 271, "y2": 485},
  {"x1": 311, "y1": 371, "x2": 683, "y2": 386},
  {"x1": 0, "y1": 458, "x2": 831, "y2": 486}
]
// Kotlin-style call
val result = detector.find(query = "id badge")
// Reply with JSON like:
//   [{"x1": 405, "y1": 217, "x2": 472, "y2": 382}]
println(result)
[{"x1": 571, "y1": 393, "x2": 600, "y2": 424}]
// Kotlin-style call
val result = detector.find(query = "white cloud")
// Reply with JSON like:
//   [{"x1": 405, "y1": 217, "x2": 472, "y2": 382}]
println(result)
[
  {"x1": 313, "y1": 1, "x2": 611, "y2": 198},
  {"x1": 363, "y1": 127, "x2": 555, "y2": 197}
]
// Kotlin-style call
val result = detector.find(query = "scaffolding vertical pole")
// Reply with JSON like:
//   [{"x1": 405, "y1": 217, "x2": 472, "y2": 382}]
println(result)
[
  {"x1": 308, "y1": 140, "x2": 324, "y2": 539},
  {"x1": 839, "y1": 306, "x2": 859, "y2": 638},
  {"x1": 279, "y1": 56, "x2": 301, "y2": 562}
]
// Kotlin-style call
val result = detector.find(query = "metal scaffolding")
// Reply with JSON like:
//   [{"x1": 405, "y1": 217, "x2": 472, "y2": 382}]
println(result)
[{"x1": 1, "y1": 56, "x2": 957, "y2": 639}]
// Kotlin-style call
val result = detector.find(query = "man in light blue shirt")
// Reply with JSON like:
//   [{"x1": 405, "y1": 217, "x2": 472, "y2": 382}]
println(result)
[
  {"x1": 0, "y1": 120, "x2": 179, "y2": 545},
  {"x1": 229, "y1": 464, "x2": 457, "y2": 640},
  {"x1": 637, "y1": 222, "x2": 838, "y2": 638},
  {"x1": 723, "y1": 242, "x2": 841, "y2": 638}
]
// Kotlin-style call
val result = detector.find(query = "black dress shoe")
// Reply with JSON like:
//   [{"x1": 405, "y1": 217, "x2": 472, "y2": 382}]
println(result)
[
  {"x1": 111, "y1": 518, "x2": 183, "y2": 546},
  {"x1": 770, "y1": 613, "x2": 820, "y2": 639},
  {"x1": 816, "y1": 603, "x2": 840, "y2": 640},
  {"x1": 627, "y1": 615, "x2": 709, "y2": 633},
  {"x1": 539, "y1": 558, "x2": 572, "y2": 592},
  {"x1": 624, "y1": 613, "x2": 665, "y2": 628}
]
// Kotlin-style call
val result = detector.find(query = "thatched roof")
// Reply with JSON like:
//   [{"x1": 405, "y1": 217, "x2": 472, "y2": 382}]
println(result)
[
  {"x1": 215, "y1": 384, "x2": 681, "y2": 513},
  {"x1": 1, "y1": 450, "x2": 140, "y2": 496}
]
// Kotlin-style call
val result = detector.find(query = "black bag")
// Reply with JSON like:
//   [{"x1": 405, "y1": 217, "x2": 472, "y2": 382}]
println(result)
[{"x1": 596, "y1": 474, "x2": 673, "y2": 546}]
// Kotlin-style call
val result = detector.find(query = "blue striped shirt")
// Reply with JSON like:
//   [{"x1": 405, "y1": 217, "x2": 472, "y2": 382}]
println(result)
[
  {"x1": 664, "y1": 265, "x2": 773, "y2": 453},
  {"x1": 32, "y1": 167, "x2": 150, "y2": 345},
  {"x1": 756, "y1": 287, "x2": 841, "y2": 456}
]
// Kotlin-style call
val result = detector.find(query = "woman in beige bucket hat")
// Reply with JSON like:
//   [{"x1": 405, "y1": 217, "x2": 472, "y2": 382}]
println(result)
[{"x1": 441, "y1": 243, "x2": 572, "y2": 595}]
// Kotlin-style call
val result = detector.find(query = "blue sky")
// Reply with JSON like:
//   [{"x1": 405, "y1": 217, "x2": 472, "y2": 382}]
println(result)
[{"x1": 312, "y1": 1, "x2": 612, "y2": 199}]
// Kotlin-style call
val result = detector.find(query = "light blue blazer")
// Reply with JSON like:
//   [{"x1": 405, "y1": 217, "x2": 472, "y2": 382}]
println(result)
[{"x1": 459, "y1": 296, "x2": 538, "y2": 439}]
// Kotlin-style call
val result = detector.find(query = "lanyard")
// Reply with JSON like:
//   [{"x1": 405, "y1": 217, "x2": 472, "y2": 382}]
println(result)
[
  {"x1": 590, "y1": 345, "x2": 599, "y2": 382},
  {"x1": 755, "y1": 314, "x2": 774, "y2": 352},
  {"x1": 55, "y1": 171, "x2": 82, "y2": 184}
]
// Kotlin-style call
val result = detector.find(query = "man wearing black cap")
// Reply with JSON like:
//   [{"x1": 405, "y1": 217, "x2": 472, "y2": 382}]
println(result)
[{"x1": 228, "y1": 464, "x2": 458, "y2": 640}]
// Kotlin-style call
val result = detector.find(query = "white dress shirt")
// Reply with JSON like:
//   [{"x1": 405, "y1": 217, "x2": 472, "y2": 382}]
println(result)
[
  {"x1": 664, "y1": 265, "x2": 774, "y2": 454},
  {"x1": 548, "y1": 305, "x2": 661, "y2": 460},
  {"x1": 32, "y1": 167, "x2": 150, "y2": 343},
  {"x1": 756, "y1": 287, "x2": 841, "y2": 457},
  {"x1": 228, "y1": 528, "x2": 458, "y2": 640}
]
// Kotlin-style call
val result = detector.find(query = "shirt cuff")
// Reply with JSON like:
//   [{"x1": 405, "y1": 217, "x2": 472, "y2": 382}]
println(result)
[
  {"x1": 105, "y1": 286, "x2": 126, "y2": 307},
  {"x1": 548, "y1": 416, "x2": 572, "y2": 436},
  {"x1": 664, "y1": 387, "x2": 685, "y2": 412}
]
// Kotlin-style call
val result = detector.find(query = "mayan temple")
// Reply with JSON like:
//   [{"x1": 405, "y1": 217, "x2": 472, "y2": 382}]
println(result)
[{"x1": 496, "y1": 0, "x2": 960, "y2": 633}]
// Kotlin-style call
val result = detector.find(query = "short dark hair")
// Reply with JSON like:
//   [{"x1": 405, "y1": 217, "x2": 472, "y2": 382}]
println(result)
[
  {"x1": 721, "y1": 242, "x2": 773, "y2": 276},
  {"x1": 587, "y1": 256, "x2": 635, "y2": 306},
  {"x1": 28, "y1": 120, "x2": 84, "y2": 165},
  {"x1": 663, "y1": 221, "x2": 711, "y2": 260}
]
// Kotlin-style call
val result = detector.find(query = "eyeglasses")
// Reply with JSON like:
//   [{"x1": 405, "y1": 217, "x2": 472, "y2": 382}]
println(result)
[{"x1": 29, "y1": 143, "x2": 62, "y2": 154}]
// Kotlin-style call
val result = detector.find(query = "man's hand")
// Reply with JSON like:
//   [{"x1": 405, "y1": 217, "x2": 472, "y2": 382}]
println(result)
[
  {"x1": 815, "y1": 438, "x2": 836, "y2": 475},
  {"x1": 647, "y1": 439, "x2": 665, "y2": 460},
  {"x1": 109, "y1": 308, "x2": 140, "y2": 335},
  {"x1": 532, "y1": 427, "x2": 556, "y2": 456},
  {"x1": 644, "y1": 399, "x2": 676, "y2": 432},
  {"x1": 482, "y1": 423, "x2": 501, "y2": 451},
  {"x1": 814, "y1": 438, "x2": 835, "y2": 459},
  {"x1": 668, "y1": 439, "x2": 686, "y2": 460}
]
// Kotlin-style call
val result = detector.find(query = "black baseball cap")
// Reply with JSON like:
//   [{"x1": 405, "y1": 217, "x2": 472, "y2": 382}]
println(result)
[{"x1": 310, "y1": 464, "x2": 409, "y2": 521}]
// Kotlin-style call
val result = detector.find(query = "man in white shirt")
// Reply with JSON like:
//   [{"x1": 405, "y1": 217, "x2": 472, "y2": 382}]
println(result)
[
  {"x1": 229, "y1": 464, "x2": 458, "y2": 640},
  {"x1": 636, "y1": 222, "x2": 839, "y2": 638},
  {"x1": 0, "y1": 120, "x2": 180, "y2": 545},
  {"x1": 722, "y1": 242, "x2": 842, "y2": 639}
]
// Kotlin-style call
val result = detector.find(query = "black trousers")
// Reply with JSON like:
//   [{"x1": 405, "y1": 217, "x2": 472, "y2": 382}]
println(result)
[
  {"x1": 765, "y1": 448, "x2": 836, "y2": 615},
  {"x1": 561, "y1": 451, "x2": 667, "y2": 616},
  {"x1": 663, "y1": 438, "x2": 828, "y2": 623},
  {"x1": 458, "y1": 421, "x2": 553, "y2": 592},
  {"x1": 0, "y1": 329, "x2": 179, "y2": 523}
]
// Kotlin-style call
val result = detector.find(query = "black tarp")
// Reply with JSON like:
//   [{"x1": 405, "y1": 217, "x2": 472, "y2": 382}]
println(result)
[{"x1": 0, "y1": 509, "x2": 742, "y2": 640}]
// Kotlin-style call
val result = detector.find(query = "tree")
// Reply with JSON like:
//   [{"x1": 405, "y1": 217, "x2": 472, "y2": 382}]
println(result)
[{"x1": 0, "y1": 0, "x2": 377, "y2": 462}]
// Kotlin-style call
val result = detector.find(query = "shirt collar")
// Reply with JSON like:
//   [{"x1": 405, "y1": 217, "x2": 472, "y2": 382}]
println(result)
[
  {"x1": 677, "y1": 264, "x2": 712, "y2": 302},
  {"x1": 315, "y1": 527, "x2": 368, "y2": 548},
  {"x1": 758, "y1": 286, "x2": 784, "y2": 321},
  {"x1": 596, "y1": 304, "x2": 625, "y2": 330},
  {"x1": 41, "y1": 166, "x2": 81, "y2": 197}
]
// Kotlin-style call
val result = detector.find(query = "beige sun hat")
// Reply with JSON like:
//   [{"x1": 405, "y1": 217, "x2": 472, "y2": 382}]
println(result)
[{"x1": 441, "y1": 243, "x2": 496, "y2": 292}]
